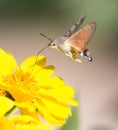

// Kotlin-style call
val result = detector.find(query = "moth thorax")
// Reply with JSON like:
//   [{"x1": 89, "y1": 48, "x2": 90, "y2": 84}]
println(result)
[{"x1": 60, "y1": 42, "x2": 71, "y2": 52}]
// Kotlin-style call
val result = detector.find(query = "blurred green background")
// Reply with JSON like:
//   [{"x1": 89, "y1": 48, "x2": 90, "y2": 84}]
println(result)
[{"x1": 0, "y1": 0, "x2": 117, "y2": 130}]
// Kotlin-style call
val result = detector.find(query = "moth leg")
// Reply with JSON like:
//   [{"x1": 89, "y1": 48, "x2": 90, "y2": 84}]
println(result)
[
  {"x1": 65, "y1": 51, "x2": 73, "y2": 58},
  {"x1": 74, "y1": 58, "x2": 82, "y2": 62},
  {"x1": 67, "y1": 51, "x2": 81, "y2": 62},
  {"x1": 72, "y1": 53, "x2": 81, "y2": 62}
]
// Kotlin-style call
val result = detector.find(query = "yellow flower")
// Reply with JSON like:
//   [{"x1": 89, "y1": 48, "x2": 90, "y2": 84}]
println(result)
[{"x1": 0, "y1": 48, "x2": 78, "y2": 126}]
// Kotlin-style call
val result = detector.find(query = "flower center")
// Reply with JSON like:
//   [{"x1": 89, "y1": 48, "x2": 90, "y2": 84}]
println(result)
[
  {"x1": 4, "y1": 70, "x2": 35, "y2": 87},
  {"x1": 3, "y1": 70, "x2": 38, "y2": 101}
]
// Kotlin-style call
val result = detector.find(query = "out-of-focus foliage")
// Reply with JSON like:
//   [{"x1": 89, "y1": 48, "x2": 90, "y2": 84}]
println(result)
[{"x1": 59, "y1": 107, "x2": 78, "y2": 130}]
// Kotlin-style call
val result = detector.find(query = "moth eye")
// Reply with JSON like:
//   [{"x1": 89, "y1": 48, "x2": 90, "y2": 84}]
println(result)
[
  {"x1": 53, "y1": 43, "x2": 56, "y2": 46},
  {"x1": 50, "y1": 42, "x2": 55, "y2": 46}
]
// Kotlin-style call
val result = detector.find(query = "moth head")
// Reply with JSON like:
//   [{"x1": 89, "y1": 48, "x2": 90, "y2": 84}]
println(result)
[{"x1": 50, "y1": 36, "x2": 67, "y2": 47}]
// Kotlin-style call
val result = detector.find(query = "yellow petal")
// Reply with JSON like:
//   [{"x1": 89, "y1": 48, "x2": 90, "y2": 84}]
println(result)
[
  {"x1": 11, "y1": 115, "x2": 52, "y2": 130},
  {"x1": 20, "y1": 108, "x2": 38, "y2": 119},
  {"x1": 34, "y1": 66, "x2": 55, "y2": 82},
  {"x1": 40, "y1": 97, "x2": 72, "y2": 118},
  {"x1": 39, "y1": 83, "x2": 79, "y2": 106},
  {"x1": 15, "y1": 102, "x2": 36, "y2": 113},
  {"x1": 0, "y1": 48, "x2": 18, "y2": 76},
  {"x1": 34, "y1": 101, "x2": 66, "y2": 126},
  {"x1": 11, "y1": 115, "x2": 39, "y2": 124},
  {"x1": 15, "y1": 123, "x2": 52, "y2": 130},
  {"x1": 20, "y1": 55, "x2": 46, "y2": 72},
  {"x1": 0, "y1": 96, "x2": 14, "y2": 116},
  {"x1": 0, "y1": 117, "x2": 14, "y2": 130},
  {"x1": 40, "y1": 76, "x2": 65, "y2": 89}
]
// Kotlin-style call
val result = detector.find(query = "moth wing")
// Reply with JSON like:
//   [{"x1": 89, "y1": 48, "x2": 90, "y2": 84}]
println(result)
[
  {"x1": 64, "y1": 22, "x2": 96, "y2": 53},
  {"x1": 64, "y1": 15, "x2": 86, "y2": 37}
]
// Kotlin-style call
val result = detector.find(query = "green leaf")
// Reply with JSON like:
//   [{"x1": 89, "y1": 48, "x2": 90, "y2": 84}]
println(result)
[{"x1": 59, "y1": 107, "x2": 79, "y2": 130}]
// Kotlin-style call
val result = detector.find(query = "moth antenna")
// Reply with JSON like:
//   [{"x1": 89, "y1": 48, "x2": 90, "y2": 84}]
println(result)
[{"x1": 40, "y1": 33, "x2": 53, "y2": 42}]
